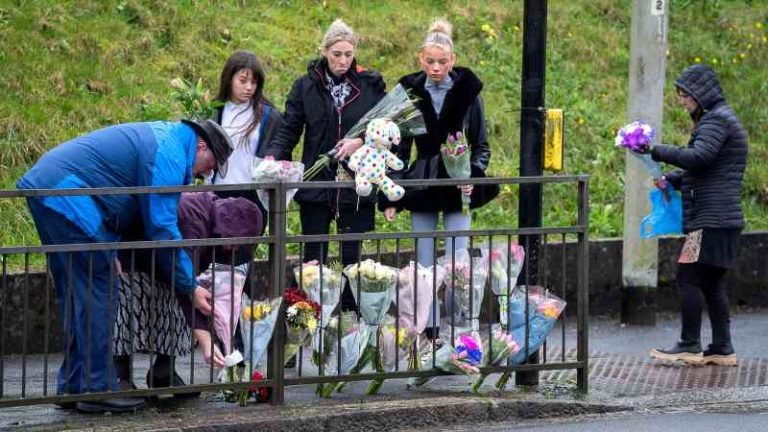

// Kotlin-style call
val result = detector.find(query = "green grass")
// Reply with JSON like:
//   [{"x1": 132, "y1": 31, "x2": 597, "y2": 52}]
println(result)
[{"x1": 0, "y1": 0, "x2": 766, "y2": 249}]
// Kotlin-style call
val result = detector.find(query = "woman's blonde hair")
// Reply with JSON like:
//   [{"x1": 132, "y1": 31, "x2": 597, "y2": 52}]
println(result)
[
  {"x1": 421, "y1": 18, "x2": 454, "y2": 52},
  {"x1": 320, "y1": 18, "x2": 358, "y2": 51}
]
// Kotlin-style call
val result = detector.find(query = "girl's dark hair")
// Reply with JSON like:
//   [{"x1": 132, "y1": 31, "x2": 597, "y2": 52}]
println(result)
[{"x1": 217, "y1": 51, "x2": 272, "y2": 147}]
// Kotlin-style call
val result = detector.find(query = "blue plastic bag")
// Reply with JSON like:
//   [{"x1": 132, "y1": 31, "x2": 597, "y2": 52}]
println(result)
[{"x1": 640, "y1": 185, "x2": 682, "y2": 238}]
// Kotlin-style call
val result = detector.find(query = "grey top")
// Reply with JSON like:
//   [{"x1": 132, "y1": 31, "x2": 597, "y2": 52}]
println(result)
[{"x1": 425, "y1": 74, "x2": 454, "y2": 117}]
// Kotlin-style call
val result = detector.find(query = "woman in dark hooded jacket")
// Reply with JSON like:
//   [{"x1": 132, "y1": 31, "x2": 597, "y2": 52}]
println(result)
[
  {"x1": 647, "y1": 64, "x2": 748, "y2": 366},
  {"x1": 265, "y1": 19, "x2": 385, "y2": 311}
]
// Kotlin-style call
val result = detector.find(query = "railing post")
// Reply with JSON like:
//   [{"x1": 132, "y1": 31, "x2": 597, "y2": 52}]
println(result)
[
  {"x1": 267, "y1": 183, "x2": 286, "y2": 405},
  {"x1": 576, "y1": 178, "x2": 590, "y2": 393}
]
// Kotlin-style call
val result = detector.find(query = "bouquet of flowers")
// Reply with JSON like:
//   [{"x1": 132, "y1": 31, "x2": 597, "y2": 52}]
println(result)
[
  {"x1": 470, "y1": 327, "x2": 521, "y2": 392},
  {"x1": 303, "y1": 84, "x2": 426, "y2": 181},
  {"x1": 169, "y1": 77, "x2": 223, "y2": 121},
  {"x1": 313, "y1": 312, "x2": 373, "y2": 397},
  {"x1": 614, "y1": 121, "x2": 661, "y2": 178},
  {"x1": 283, "y1": 287, "x2": 321, "y2": 367},
  {"x1": 440, "y1": 131, "x2": 472, "y2": 215},
  {"x1": 241, "y1": 296, "x2": 283, "y2": 370},
  {"x1": 196, "y1": 264, "x2": 247, "y2": 355},
  {"x1": 344, "y1": 259, "x2": 398, "y2": 325},
  {"x1": 496, "y1": 286, "x2": 566, "y2": 390},
  {"x1": 340, "y1": 260, "x2": 398, "y2": 394},
  {"x1": 440, "y1": 250, "x2": 488, "y2": 330},
  {"x1": 367, "y1": 315, "x2": 412, "y2": 395},
  {"x1": 393, "y1": 262, "x2": 445, "y2": 371},
  {"x1": 413, "y1": 332, "x2": 483, "y2": 387},
  {"x1": 482, "y1": 241, "x2": 526, "y2": 296},
  {"x1": 252, "y1": 156, "x2": 304, "y2": 211},
  {"x1": 379, "y1": 316, "x2": 411, "y2": 373},
  {"x1": 295, "y1": 260, "x2": 343, "y2": 326}
]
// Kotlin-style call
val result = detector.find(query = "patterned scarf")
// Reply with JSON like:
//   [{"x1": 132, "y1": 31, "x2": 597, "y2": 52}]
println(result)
[{"x1": 326, "y1": 71, "x2": 351, "y2": 108}]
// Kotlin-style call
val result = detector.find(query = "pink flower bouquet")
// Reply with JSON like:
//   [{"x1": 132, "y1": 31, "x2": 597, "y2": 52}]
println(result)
[
  {"x1": 440, "y1": 131, "x2": 472, "y2": 215},
  {"x1": 196, "y1": 264, "x2": 247, "y2": 355},
  {"x1": 440, "y1": 249, "x2": 488, "y2": 330}
]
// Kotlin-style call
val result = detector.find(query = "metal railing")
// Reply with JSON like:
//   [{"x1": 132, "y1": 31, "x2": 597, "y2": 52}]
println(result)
[{"x1": 0, "y1": 175, "x2": 589, "y2": 407}]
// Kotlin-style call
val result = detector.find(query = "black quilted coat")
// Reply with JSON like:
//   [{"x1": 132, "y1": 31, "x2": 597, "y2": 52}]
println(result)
[{"x1": 651, "y1": 64, "x2": 748, "y2": 233}]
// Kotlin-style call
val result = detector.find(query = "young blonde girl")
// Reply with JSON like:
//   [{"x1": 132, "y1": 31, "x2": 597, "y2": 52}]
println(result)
[{"x1": 383, "y1": 19, "x2": 499, "y2": 344}]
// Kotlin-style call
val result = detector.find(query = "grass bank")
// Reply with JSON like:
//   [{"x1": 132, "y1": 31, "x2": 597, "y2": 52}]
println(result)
[{"x1": 0, "y1": 0, "x2": 765, "y2": 249}]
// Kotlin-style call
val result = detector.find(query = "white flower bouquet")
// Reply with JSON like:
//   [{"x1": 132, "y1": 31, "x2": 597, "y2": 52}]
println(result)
[{"x1": 251, "y1": 156, "x2": 304, "y2": 210}]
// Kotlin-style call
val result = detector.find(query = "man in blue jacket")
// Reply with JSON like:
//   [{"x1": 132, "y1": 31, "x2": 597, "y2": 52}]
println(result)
[{"x1": 17, "y1": 119, "x2": 233, "y2": 413}]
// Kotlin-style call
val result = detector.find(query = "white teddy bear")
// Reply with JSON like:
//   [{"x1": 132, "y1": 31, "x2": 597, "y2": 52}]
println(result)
[{"x1": 347, "y1": 118, "x2": 405, "y2": 201}]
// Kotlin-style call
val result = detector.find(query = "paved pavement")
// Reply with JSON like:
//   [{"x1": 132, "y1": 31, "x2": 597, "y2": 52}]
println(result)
[
  {"x1": 438, "y1": 412, "x2": 768, "y2": 432},
  {"x1": 1, "y1": 310, "x2": 766, "y2": 431}
]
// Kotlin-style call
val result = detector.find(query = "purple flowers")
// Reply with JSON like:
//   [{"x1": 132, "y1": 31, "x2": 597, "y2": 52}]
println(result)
[{"x1": 615, "y1": 121, "x2": 655, "y2": 153}]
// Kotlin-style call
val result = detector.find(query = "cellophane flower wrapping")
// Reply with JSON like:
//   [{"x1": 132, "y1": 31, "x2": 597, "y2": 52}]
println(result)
[
  {"x1": 344, "y1": 84, "x2": 427, "y2": 140},
  {"x1": 502, "y1": 286, "x2": 566, "y2": 364},
  {"x1": 482, "y1": 242, "x2": 525, "y2": 296},
  {"x1": 470, "y1": 326, "x2": 521, "y2": 392},
  {"x1": 339, "y1": 260, "x2": 398, "y2": 394},
  {"x1": 251, "y1": 156, "x2": 304, "y2": 210},
  {"x1": 361, "y1": 314, "x2": 413, "y2": 395},
  {"x1": 440, "y1": 250, "x2": 488, "y2": 330},
  {"x1": 379, "y1": 315, "x2": 411, "y2": 373},
  {"x1": 344, "y1": 259, "x2": 397, "y2": 326},
  {"x1": 495, "y1": 287, "x2": 566, "y2": 390},
  {"x1": 312, "y1": 313, "x2": 349, "y2": 373},
  {"x1": 315, "y1": 313, "x2": 375, "y2": 397},
  {"x1": 283, "y1": 287, "x2": 320, "y2": 366},
  {"x1": 394, "y1": 261, "x2": 445, "y2": 336},
  {"x1": 393, "y1": 262, "x2": 445, "y2": 373},
  {"x1": 196, "y1": 264, "x2": 247, "y2": 355},
  {"x1": 416, "y1": 332, "x2": 483, "y2": 386},
  {"x1": 440, "y1": 131, "x2": 472, "y2": 214},
  {"x1": 294, "y1": 260, "x2": 343, "y2": 327},
  {"x1": 614, "y1": 121, "x2": 662, "y2": 177},
  {"x1": 241, "y1": 296, "x2": 283, "y2": 371}
]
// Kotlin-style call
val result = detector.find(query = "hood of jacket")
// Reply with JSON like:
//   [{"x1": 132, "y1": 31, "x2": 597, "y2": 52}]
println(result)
[{"x1": 675, "y1": 64, "x2": 726, "y2": 111}]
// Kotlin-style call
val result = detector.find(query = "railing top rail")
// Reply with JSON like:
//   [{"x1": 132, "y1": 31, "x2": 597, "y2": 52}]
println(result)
[
  {"x1": 0, "y1": 225, "x2": 588, "y2": 255},
  {"x1": 0, "y1": 175, "x2": 590, "y2": 198},
  {"x1": 0, "y1": 236, "x2": 276, "y2": 255}
]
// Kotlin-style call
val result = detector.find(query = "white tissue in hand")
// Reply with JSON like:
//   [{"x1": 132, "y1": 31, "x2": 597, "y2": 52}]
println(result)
[{"x1": 225, "y1": 350, "x2": 244, "y2": 367}]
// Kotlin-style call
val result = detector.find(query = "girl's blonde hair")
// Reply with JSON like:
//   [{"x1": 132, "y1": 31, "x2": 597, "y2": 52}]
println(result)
[
  {"x1": 320, "y1": 18, "x2": 358, "y2": 51},
  {"x1": 421, "y1": 18, "x2": 454, "y2": 52}
]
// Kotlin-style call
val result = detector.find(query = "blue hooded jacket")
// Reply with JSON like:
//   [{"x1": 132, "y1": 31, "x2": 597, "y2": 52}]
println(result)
[{"x1": 17, "y1": 121, "x2": 199, "y2": 293}]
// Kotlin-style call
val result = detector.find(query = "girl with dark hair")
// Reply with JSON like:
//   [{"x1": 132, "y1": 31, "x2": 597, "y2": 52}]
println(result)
[{"x1": 212, "y1": 50, "x2": 283, "y2": 220}]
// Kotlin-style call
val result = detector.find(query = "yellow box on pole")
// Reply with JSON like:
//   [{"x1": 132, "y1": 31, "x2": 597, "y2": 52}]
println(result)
[{"x1": 544, "y1": 109, "x2": 564, "y2": 172}]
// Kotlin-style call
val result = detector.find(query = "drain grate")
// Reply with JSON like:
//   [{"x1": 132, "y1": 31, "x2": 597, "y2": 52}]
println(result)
[{"x1": 540, "y1": 350, "x2": 768, "y2": 396}]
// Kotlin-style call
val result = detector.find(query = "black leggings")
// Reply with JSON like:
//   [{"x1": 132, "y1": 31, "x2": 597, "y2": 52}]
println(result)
[
  {"x1": 678, "y1": 263, "x2": 732, "y2": 350},
  {"x1": 298, "y1": 202, "x2": 375, "y2": 311}
]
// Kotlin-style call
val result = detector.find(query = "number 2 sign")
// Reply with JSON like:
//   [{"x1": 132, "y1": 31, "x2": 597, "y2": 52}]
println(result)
[{"x1": 651, "y1": 0, "x2": 666, "y2": 16}]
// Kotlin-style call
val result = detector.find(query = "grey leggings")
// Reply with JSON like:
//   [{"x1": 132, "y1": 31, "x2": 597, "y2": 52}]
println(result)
[{"x1": 411, "y1": 211, "x2": 472, "y2": 335}]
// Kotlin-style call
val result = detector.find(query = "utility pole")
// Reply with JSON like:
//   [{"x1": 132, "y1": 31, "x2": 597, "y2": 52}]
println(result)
[
  {"x1": 621, "y1": 0, "x2": 668, "y2": 325},
  {"x1": 517, "y1": 0, "x2": 547, "y2": 386}
]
